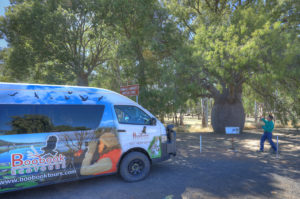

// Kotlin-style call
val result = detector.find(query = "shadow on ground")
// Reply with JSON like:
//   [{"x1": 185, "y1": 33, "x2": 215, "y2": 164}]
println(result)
[{"x1": 2, "y1": 130, "x2": 300, "y2": 199}]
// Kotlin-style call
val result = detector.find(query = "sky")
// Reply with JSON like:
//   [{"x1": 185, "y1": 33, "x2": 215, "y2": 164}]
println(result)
[{"x1": 0, "y1": 0, "x2": 10, "y2": 48}]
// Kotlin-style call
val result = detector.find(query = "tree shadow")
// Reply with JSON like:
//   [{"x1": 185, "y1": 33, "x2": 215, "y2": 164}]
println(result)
[
  {"x1": 148, "y1": 131, "x2": 299, "y2": 199},
  {"x1": 2, "y1": 130, "x2": 299, "y2": 199}
]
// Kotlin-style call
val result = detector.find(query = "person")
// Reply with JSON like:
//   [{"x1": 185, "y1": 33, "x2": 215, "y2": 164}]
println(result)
[
  {"x1": 79, "y1": 131, "x2": 121, "y2": 175},
  {"x1": 258, "y1": 114, "x2": 277, "y2": 153}
]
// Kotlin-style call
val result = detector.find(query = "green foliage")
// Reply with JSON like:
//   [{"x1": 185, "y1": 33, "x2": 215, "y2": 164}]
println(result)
[
  {"x1": 0, "y1": 0, "x2": 299, "y2": 126},
  {"x1": 164, "y1": 0, "x2": 300, "y2": 126},
  {"x1": 10, "y1": 114, "x2": 53, "y2": 134},
  {"x1": 8, "y1": 114, "x2": 90, "y2": 134},
  {"x1": 1, "y1": 0, "x2": 112, "y2": 85}
]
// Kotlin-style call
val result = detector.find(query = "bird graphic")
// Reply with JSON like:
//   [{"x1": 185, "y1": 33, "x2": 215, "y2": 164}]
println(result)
[
  {"x1": 68, "y1": 91, "x2": 73, "y2": 94},
  {"x1": 98, "y1": 96, "x2": 103, "y2": 101},
  {"x1": 65, "y1": 96, "x2": 70, "y2": 100},
  {"x1": 8, "y1": 92, "x2": 18, "y2": 96},
  {"x1": 79, "y1": 95, "x2": 88, "y2": 101},
  {"x1": 34, "y1": 92, "x2": 39, "y2": 99}
]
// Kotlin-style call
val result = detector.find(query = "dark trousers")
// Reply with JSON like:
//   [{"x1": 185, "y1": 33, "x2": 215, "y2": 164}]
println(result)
[{"x1": 260, "y1": 132, "x2": 277, "y2": 151}]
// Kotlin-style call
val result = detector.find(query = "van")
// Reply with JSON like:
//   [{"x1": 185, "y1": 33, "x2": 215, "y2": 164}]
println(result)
[{"x1": 0, "y1": 83, "x2": 176, "y2": 193}]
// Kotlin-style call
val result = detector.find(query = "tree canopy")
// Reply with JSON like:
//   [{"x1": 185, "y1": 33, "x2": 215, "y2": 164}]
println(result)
[{"x1": 0, "y1": 0, "x2": 299, "y2": 131}]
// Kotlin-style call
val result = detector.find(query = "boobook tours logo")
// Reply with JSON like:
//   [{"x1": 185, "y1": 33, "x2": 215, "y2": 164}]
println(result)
[
  {"x1": 133, "y1": 126, "x2": 149, "y2": 140},
  {"x1": 10, "y1": 135, "x2": 66, "y2": 175}
]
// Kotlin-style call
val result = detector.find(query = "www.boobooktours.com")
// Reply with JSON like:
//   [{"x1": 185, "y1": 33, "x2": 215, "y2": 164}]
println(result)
[{"x1": 0, "y1": 169, "x2": 77, "y2": 186}]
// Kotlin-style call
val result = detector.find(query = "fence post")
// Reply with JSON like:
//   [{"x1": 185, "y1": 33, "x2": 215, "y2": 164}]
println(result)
[
  {"x1": 276, "y1": 136, "x2": 279, "y2": 158},
  {"x1": 200, "y1": 135, "x2": 202, "y2": 153}
]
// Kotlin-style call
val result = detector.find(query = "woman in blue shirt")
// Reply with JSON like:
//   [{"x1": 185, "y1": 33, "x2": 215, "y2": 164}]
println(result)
[{"x1": 259, "y1": 114, "x2": 277, "y2": 152}]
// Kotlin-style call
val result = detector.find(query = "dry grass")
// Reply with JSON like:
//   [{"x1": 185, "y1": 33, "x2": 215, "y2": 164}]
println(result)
[
  {"x1": 164, "y1": 116, "x2": 213, "y2": 133},
  {"x1": 164, "y1": 116, "x2": 299, "y2": 133}
]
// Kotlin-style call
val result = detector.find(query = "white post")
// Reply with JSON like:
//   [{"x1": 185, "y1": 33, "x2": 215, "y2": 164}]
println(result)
[
  {"x1": 136, "y1": 95, "x2": 138, "y2": 104},
  {"x1": 276, "y1": 136, "x2": 279, "y2": 158},
  {"x1": 200, "y1": 135, "x2": 202, "y2": 153}
]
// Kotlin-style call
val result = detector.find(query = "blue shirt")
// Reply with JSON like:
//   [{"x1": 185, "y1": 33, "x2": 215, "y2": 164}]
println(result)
[{"x1": 261, "y1": 118, "x2": 274, "y2": 133}]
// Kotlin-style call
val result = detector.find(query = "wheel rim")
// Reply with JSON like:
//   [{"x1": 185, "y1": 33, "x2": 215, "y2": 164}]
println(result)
[{"x1": 128, "y1": 159, "x2": 144, "y2": 176}]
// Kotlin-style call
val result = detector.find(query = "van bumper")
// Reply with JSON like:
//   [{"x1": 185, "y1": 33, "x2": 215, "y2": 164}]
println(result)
[{"x1": 152, "y1": 131, "x2": 176, "y2": 163}]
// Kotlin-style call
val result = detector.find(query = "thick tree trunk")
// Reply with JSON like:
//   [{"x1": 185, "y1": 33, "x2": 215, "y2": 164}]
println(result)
[{"x1": 211, "y1": 91, "x2": 245, "y2": 134}]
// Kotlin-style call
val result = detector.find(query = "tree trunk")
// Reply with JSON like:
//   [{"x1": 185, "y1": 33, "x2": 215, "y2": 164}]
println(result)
[
  {"x1": 135, "y1": 43, "x2": 147, "y2": 105},
  {"x1": 77, "y1": 73, "x2": 89, "y2": 86},
  {"x1": 179, "y1": 111, "x2": 184, "y2": 126},
  {"x1": 201, "y1": 98, "x2": 208, "y2": 128},
  {"x1": 211, "y1": 96, "x2": 245, "y2": 134},
  {"x1": 174, "y1": 112, "x2": 178, "y2": 126},
  {"x1": 160, "y1": 114, "x2": 165, "y2": 123},
  {"x1": 111, "y1": 59, "x2": 122, "y2": 91},
  {"x1": 197, "y1": 100, "x2": 202, "y2": 120},
  {"x1": 254, "y1": 101, "x2": 258, "y2": 123}
]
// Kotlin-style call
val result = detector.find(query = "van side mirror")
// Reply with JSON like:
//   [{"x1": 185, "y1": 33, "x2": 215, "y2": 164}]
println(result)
[{"x1": 150, "y1": 118, "x2": 156, "y2": 126}]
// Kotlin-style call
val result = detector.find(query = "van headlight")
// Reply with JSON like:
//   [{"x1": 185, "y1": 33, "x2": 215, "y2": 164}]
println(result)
[{"x1": 161, "y1": 135, "x2": 167, "y2": 143}]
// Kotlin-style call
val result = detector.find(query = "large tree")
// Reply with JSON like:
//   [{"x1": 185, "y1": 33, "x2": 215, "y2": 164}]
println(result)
[{"x1": 164, "y1": 0, "x2": 299, "y2": 133}]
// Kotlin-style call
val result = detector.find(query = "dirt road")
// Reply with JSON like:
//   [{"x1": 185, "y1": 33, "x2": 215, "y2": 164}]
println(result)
[{"x1": 3, "y1": 129, "x2": 300, "y2": 199}]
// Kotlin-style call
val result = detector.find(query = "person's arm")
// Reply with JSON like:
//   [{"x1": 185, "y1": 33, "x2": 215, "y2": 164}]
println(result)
[
  {"x1": 79, "y1": 141, "x2": 113, "y2": 175},
  {"x1": 80, "y1": 157, "x2": 112, "y2": 175},
  {"x1": 260, "y1": 117, "x2": 267, "y2": 124}
]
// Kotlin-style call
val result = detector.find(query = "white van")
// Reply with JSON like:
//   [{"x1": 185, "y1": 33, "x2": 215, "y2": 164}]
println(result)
[{"x1": 0, "y1": 82, "x2": 176, "y2": 193}]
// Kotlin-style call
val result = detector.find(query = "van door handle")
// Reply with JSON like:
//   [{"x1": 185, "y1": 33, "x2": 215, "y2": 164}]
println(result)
[{"x1": 117, "y1": 129, "x2": 126, "y2": 132}]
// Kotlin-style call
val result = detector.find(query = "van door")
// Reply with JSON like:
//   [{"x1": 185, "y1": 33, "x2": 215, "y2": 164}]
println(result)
[{"x1": 114, "y1": 105, "x2": 162, "y2": 159}]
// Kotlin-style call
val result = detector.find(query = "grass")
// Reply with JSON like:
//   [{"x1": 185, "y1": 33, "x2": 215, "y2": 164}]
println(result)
[{"x1": 164, "y1": 116, "x2": 299, "y2": 133}]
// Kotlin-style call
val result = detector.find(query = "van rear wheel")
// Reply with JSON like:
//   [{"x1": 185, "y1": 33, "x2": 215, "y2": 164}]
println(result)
[{"x1": 119, "y1": 152, "x2": 150, "y2": 182}]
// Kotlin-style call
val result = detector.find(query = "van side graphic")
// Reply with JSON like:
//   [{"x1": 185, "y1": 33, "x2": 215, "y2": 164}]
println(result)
[{"x1": 0, "y1": 82, "x2": 176, "y2": 193}]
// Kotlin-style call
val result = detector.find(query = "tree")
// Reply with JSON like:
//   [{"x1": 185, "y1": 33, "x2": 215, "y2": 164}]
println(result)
[
  {"x1": 0, "y1": 0, "x2": 112, "y2": 86},
  {"x1": 0, "y1": 48, "x2": 13, "y2": 82},
  {"x1": 102, "y1": 0, "x2": 190, "y2": 120},
  {"x1": 10, "y1": 114, "x2": 53, "y2": 134},
  {"x1": 164, "y1": 0, "x2": 299, "y2": 133}
]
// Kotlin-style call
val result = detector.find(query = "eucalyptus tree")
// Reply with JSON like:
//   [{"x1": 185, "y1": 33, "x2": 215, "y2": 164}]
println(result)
[
  {"x1": 102, "y1": 0, "x2": 187, "y2": 114},
  {"x1": 0, "y1": 0, "x2": 112, "y2": 86}
]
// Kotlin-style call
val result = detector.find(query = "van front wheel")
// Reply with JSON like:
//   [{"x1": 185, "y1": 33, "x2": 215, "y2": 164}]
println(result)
[{"x1": 119, "y1": 152, "x2": 150, "y2": 182}]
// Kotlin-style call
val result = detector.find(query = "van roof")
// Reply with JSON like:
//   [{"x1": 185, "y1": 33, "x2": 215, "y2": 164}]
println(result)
[{"x1": 0, "y1": 82, "x2": 137, "y2": 105}]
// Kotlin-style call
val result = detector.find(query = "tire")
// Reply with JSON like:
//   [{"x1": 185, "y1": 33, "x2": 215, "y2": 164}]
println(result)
[{"x1": 119, "y1": 151, "x2": 151, "y2": 182}]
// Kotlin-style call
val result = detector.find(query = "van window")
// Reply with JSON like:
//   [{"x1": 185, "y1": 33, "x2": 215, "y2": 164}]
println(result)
[
  {"x1": 114, "y1": 105, "x2": 151, "y2": 125},
  {"x1": 0, "y1": 105, "x2": 104, "y2": 134}
]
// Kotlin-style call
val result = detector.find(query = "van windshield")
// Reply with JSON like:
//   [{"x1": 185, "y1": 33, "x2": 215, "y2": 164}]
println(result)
[{"x1": 0, "y1": 104, "x2": 105, "y2": 134}]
